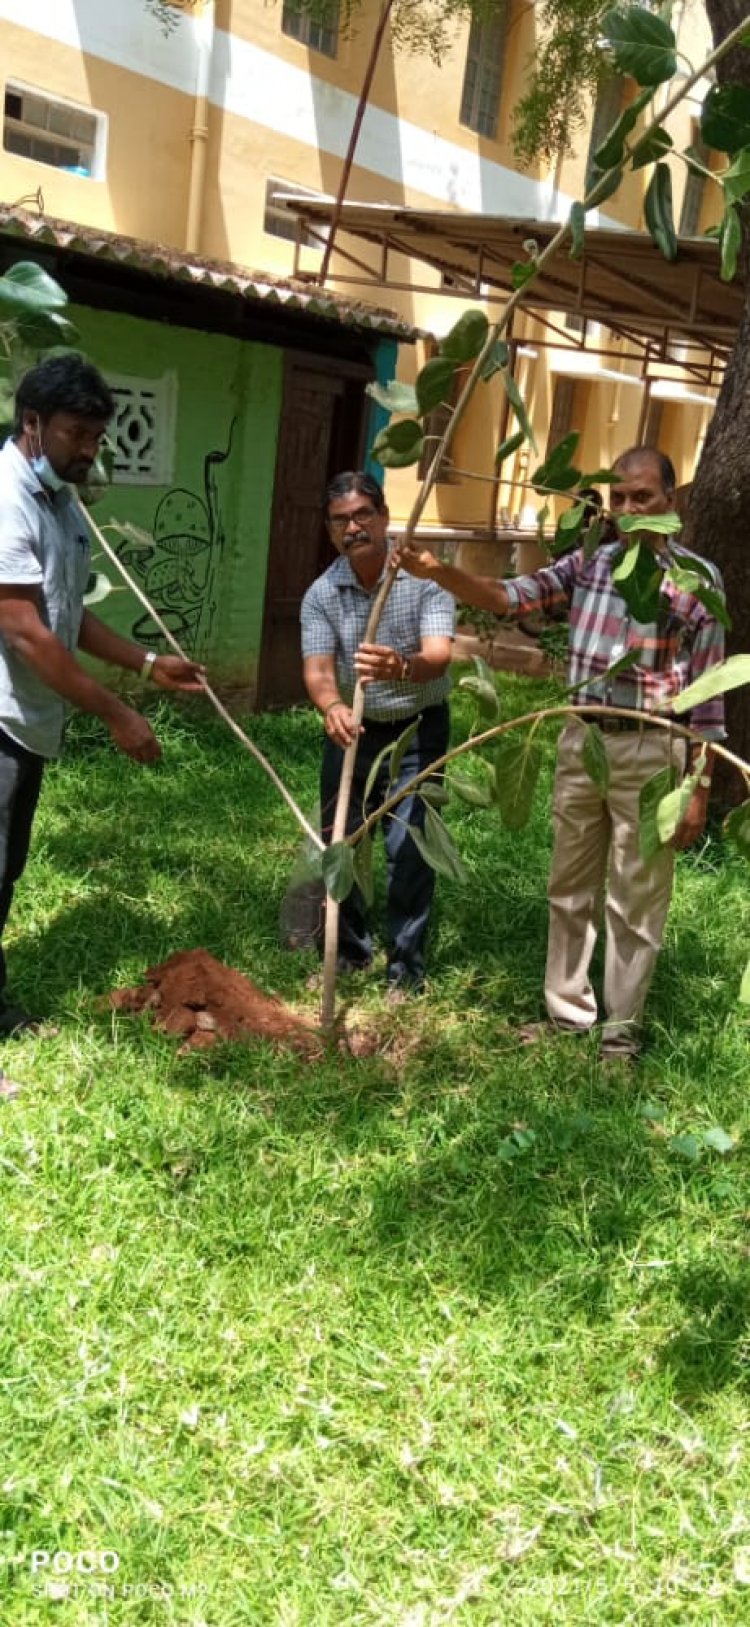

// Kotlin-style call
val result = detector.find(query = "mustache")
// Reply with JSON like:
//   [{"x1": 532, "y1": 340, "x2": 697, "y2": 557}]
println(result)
[{"x1": 343, "y1": 531, "x2": 371, "y2": 548}]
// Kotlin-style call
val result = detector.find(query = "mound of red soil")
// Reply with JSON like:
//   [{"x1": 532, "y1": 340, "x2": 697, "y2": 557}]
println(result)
[{"x1": 109, "y1": 948, "x2": 321, "y2": 1055}]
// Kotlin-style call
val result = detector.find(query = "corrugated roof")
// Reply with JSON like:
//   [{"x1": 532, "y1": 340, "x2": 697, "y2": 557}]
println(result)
[
  {"x1": 281, "y1": 199, "x2": 743, "y2": 347},
  {"x1": 0, "y1": 204, "x2": 417, "y2": 340}
]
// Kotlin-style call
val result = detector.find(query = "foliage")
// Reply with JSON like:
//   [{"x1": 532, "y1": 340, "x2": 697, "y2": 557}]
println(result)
[{"x1": 0, "y1": 261, "x2": 75, "y2": 432}]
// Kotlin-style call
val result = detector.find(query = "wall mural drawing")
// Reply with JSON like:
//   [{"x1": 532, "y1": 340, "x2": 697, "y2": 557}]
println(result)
[{"x1": 115, "y1": 420, "x2": 236, "y2": 656}]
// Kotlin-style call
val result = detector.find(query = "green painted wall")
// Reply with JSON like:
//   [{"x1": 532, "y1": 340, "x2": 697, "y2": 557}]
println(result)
[{"x1": 69, "y1": 304, "x2": 285, "y2": 697}]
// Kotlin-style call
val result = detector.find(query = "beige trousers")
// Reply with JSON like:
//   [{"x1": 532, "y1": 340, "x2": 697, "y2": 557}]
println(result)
[{"x1": 545, "y1": 720, "x2": 687, "y2": 1053}]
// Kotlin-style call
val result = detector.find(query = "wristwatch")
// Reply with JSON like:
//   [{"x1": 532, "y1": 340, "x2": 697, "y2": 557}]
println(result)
[{"x1": 140, "y1": 650, "x2": 158, "y2": 681}]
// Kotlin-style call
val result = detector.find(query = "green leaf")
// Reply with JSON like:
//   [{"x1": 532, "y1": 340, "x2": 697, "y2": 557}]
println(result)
[
  {"x1": 701, "y1": 84, "x2": 750, "y2": 155},
  {"x1": 352, "y1": 832, "x2": 374, "y2": 908},
  {"x1": 670, "y1": 654, "x2": 750, "y2": 716},
  {"x1": 479, "y1": 339, "x2": 509, "y2": 382},
  {"x1": 533, "y1": 432, "x2": 581, "y2": 493},
  {"x1": 364, "y1": 738, "x2": 395, "y2": 806},
  {"x1": 493, "y1": 735, "x2": 543, "y2": 831},
  {"x1": 580, "y1": 469, "x2": 623, "y2": 485},
  {"x1": 631, "y1": 125, "x2": 673, "y2": 169},
  {"x1": 669, "y1": 1132, "x2": 701, "y2": 1161},
  {"x1": 450, "y1": 769, "x2": 494, "y2": 808},
  {"x1": 586, "y1": 167, "x2": 624, "y2": 209},
  {"x1": 389, "y1": 715, "x2": 421, "y2": 784},
  {"x1": 472, "y1": 652, "x2": 496, "y2": 688},
  {"x1": 638, "y1": 1099, "x2": 666, "y2": 1122},
  {"x1": 639, "y1": 765, "x2": 678, "y2": 861},
  {"x1": 703, "y1": 1126, "x2": 735, "y2": 1155},
  {"x1": 644, "y1": 162, "x2": 677, "y2": 261},
  {"x1": 441, "y1": 309, "x2": 489, "y2": 363},
  {"x1": 458, "y1": 674, "x2": 501, "y2": 722},
  {"x1": 655, "y1": 762, "x2": 702, "y2": 845},
  {"x1": 419, "y1": 782, "x2": 451, "y2": 808},
  {"x1": 82, "y1": 572, "x2": 116, "y2": 607},
  {"x1": 501, "y1": 370, "x2": 537, "y2": 451},
  {"x1": 365, "y1": 378, "x2": 418, "y2": 415},
  {"x1": 322, "y1": 841, "x2": 356, "y2": 903},
  {"x1": 371, "y1": 418, "x2": 424, "y2": 469},
  {"x1": 723, "y1": 146, "x2": 750, "y2": 206},
  {"x1": 593, "y1": 87, "x2": 652, "y2": 169},
  {"x1": 511, "y1": 259, "x2": 537, "y2": 290},
  {"x1": 495, "y1": 429, "x2": 525, "y2": 466},
  {"x1": 667, "y1": 565, "x2": 730, "y2": 629},
  {"x1": 723, "y1": 801, "x2": 750, "y2": 861},
  {"x1": 569, "y1": 201, "x2": 586, "y2": 261},
  {"x1": 613, "y1": 542, "x2": 664, "y2": 623},
  {"x1": 14, "y1": 309, "x2": 78, "y2": 350},
  {"x1": 408, "y1": 804, "x2": 467, "y2": 883},
  {"x1": 415, "y1": 356, "x2": 456, "y2": 416},
  {"x1": 684, "y1": 143, "x2": 712, "y2": 181},
  {"x1": 0, "y1": 378, "x2": 14, "y2": 425},
  {"x1": 616, "y1": 511, "x2": 682, "y2": 536},
  {"x1": 720, "y1": 203, "x2": 742, "y2": 282},
  {"x1": 551, "y1": 502, "x2": 587, "y2": 556},
  {"x1": 0, "y1": 261, "x2": 68, "y2": 317},
  {"x1": 582, "y1": 723, "x2": 610, "y2": 793},
  {"x1": 583, "y1": 516, "x2": 607, "y2": 561},
  {"x1": 602, "y1": 6, "x2": 677, "y2": 86}
]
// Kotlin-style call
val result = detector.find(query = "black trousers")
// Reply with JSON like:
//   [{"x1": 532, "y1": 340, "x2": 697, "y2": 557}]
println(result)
[
  {"x1": 0, "y1": 730, "x2": 45, "y2": 996},
  {"x1": 320, "y1": 703, "x2": 450, "y2": 987}
]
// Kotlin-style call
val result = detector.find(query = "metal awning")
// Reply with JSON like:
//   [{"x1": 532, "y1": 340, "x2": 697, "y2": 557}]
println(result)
[{"x1": 281, "y1": 199, "x2": 742, "y2": 353}]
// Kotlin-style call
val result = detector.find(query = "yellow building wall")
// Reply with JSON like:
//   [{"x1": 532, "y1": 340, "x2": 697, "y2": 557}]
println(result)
[{"x1": 0, "y1": 0, "x2": 723, "y2": 532}]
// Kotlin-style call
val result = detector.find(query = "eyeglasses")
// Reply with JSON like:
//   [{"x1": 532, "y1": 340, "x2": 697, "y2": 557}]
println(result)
[{"x1": 327, "y1": 506, "x2": 380, "y2": 533}]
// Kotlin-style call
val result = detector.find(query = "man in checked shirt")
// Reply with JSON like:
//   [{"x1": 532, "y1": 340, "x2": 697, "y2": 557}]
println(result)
[
  {"x1": 301, "y1": 471, "x2": 455, "y2": 997},
  {"x1": 396, "y1": 447, "x2": 726, "y2": 1060}
]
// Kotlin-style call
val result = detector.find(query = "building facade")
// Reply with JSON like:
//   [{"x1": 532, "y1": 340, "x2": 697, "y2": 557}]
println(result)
[{"x1": 0, "y1": 0, "x2": 725, "y2": 619}]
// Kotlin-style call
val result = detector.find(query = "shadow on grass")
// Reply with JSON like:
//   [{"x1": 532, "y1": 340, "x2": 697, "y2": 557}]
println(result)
[{"x1": 658, "y1": 1260, "x2": 750, "y2": 1401}]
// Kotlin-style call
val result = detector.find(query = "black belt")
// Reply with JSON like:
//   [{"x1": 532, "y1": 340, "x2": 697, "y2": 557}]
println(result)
[{"x1": 580, "y1": 713, "x2": 644, "y2": 734}]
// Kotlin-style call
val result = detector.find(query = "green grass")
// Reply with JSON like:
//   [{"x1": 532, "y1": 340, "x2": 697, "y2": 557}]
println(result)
[{"x1": 1, "y1": 678, "x2": 749, "y2": 1625}]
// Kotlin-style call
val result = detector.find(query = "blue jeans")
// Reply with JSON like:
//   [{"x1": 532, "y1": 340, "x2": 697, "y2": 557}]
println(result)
[{"x1": 320, "y1": 703, "x2": 450, "y2": 987}]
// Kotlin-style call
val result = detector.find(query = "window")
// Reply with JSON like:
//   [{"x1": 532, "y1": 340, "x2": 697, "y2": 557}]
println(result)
[
  {"x1": 263, "y1": 179, "x2": 326, "y2": 246},
  {"x1": 585, "y1": 76, "x2": 625, "y2": 192},
  {"x1": 282, "y1": 0, "x2": 339, "y2": 56},
  {"x1": 108, "y1": 372, "x2": 177, "y2": 488},
  {"x1": 460, "y1": 10, "x2": 508, "y2": 139},
  {"x1": 3, "y1": 82, "x2": 105, "y2": 178},
  {"x1": 679, "y1": 131, "x2": 709, "y2": 236}
]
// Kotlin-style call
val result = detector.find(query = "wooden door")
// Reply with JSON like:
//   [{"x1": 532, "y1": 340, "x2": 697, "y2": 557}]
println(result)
[{"x1": 257, "y1": 354, "x2": 370, "y2": 709}]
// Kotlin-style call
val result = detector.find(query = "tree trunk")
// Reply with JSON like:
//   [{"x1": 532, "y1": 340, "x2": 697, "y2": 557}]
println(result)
[{"x1": 686, "y1": 0, "x2": 750, "y2": 801}]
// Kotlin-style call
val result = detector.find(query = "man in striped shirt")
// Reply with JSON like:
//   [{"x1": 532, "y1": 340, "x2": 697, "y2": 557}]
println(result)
[
  {"x1": 397, "y1": 447, "x2": 726, "y2": 1059},
  {"x1": 301, "y1": 471, "x2": 455, "y2": 996}
]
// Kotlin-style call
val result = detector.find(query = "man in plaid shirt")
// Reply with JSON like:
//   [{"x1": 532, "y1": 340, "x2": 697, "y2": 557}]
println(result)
[
  {"x1": 397, "y1": 447, "x2": 726, "y2": 1059},
  {"x1": 301, "y1": 471, "x2": 455, "y2": 996}
]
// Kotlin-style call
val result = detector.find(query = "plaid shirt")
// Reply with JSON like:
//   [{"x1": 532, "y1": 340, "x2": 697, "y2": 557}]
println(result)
[
  {"x1": 503, "y1": 540, "x2": 726, "y2": 740},
  {"x1": 301, "y1": 545, "x2": 454, "y2": 721}
]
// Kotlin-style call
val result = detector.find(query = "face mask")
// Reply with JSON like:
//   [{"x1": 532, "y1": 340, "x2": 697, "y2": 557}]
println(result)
[{"x1": 31, "y1": 453, "x2": 67, "y2": 494}]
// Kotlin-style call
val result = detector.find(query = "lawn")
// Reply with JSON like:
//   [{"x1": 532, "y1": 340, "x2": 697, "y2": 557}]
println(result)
[{"x1": 1, "y1": 677, "x2": 749, "y2": 1626}]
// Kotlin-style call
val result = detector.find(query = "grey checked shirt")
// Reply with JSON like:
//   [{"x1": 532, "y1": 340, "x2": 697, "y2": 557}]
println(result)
[
  {"x1": 301, "y1": 545, "x2": 455, "y2": 721},
  {"x1": 0, "y1": 438, "x2": 91, "y2": 758}
]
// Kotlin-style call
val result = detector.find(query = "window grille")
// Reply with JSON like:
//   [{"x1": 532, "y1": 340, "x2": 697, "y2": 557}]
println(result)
[
  {"x1": 459, "y1": 10, "x2": 508, "y2": 139},
  {"x1": 282, "y1": 0, "x2": 339, "y2": 56},
  {"x1": 3, "y1": 82, "x2": 105, "y2": 178},
  {"x1": 108, "y1": 373, "x2": 177, "y2": 488}
]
